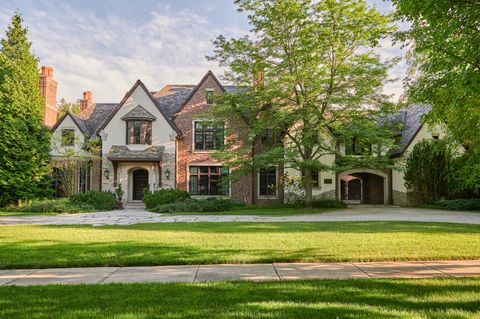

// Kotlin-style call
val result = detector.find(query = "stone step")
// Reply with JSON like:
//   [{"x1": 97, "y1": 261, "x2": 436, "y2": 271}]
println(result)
[{"x1": 124, "y1": 202, "x2": 146, "y2": 210}]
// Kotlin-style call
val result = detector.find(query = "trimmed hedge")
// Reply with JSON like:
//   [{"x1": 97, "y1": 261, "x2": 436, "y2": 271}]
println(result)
[
  {"x1": 69, "y1": 190, "x2": 117, "y2": 211},
  {"x1": 433, "y1": 199, "x2": 480, "y2": 211},
  {"x1": 153, "y1": 198, "x2": 245, "y2": 213},
  {"x1": 311, "y1": 199, "x2": 347, "y2": 208},
  {"x1": 143, "y1": 189, "x2": 190, "y2": 209}
]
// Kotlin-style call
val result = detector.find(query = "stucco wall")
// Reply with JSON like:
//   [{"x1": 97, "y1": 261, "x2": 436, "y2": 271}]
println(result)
[{"x1": 50, "y1": 115, "x2": 89, "y2": 157}]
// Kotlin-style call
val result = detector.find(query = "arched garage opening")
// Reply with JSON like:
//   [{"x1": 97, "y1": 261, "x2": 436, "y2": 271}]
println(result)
[{"x1": 338, "y1": 169, "x2": 389, "y2": 205}]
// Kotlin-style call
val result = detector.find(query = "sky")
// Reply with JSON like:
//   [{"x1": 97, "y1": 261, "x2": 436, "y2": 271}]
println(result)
[{"x1": 0, "y1": 0, "x2": 406, "y2": 104}]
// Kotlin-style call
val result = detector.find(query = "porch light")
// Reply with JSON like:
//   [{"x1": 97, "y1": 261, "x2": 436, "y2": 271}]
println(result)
[
  {"x1": 165, "y1": 168, "x2": 171, "y2": 180},
  {"x1": 103, "y1": 168, "x2": 110, "y2": 180}
]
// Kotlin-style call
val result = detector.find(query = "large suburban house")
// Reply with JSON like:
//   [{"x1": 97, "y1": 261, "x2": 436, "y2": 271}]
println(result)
[{"x1": 40, "y1": 66, "x2": 445, "y2": 206}]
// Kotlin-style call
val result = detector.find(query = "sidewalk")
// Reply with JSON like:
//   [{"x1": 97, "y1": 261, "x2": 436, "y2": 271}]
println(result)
[{"x1": 1, "y1": 260, "x2": 479, "y2": 286}]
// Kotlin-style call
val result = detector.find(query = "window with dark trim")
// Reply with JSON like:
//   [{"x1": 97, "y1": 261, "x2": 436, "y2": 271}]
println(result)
[
  {"x1": 302, "y1": 169, "x2": 319, "y2": 187},
  {"x1": 259, "y1": 167, "x2": 277, "y2": 197},
  {"x1": 127, "y1": 121, "x2": 152, "y2": 145},
  {"x1": 345, "y1": 137, "x2": 371, "y2": 155},
  {"x1": 61, "y1": 129, "x2": 75, "y2": 146},
  {"x1": 194, "y1": 121, "x2": 224, "y2": 150},
  {"x1": 189, "y1": 166, "x2": 229, "y2": 196},
  {"x1": 206, "y1": 89, "x2": 214, "y2": 104}
]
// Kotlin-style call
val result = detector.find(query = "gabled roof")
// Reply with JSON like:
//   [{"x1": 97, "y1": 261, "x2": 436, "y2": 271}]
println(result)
[
  {"x1": 97, "y1": 79, "x2": 181, "y2": 135},
  {"x1": 121, "y1": 104, "x2": 157, "y2": 121},
  {"x1": 172, "y1": 70, "x2": 226, "y2": 119},
  {"x1": 391, "y1": 104, "x2": 432, "y2": 157},
  {"x1": 107, "y1": 145, "x2": 164, "y2": 162},
  {"x1": 51, "y1": 111, "x2": 88, "y2": 135},
  {"x1": 86, "y1": 103, "x2": 118, "y2": 137},
  {"x1": 152, "y1": 85, "x2": 196, "y2": 119}
]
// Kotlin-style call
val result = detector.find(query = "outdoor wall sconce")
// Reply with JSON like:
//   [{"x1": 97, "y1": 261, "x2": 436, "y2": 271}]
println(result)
[
  {"x1": 165, "y1": 169, "x2": 171, "y2": 180},
  {"x1": 103, "y1": 168, "x2": 110, "y2": 180}
]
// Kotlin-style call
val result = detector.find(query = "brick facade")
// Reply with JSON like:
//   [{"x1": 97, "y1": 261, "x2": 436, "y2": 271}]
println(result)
[{"x1": 39, "y1": 66, "x2": 57, "y2": 127}]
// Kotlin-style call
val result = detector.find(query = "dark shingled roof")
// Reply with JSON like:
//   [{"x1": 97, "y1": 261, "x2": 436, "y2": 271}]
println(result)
[
  {"x1": 69, "y1": 113, "x2": 89, "y2": 134},
  {"x1": 152, "y1": 85, "x2": 195, "y2": 119},
  {"x1": 391, "y1": 104, "x2": 432, "y2": 156},
  {"x1": 107, "y1": 145, "x2": 164, "y2": 162},
  {"x1": 86, "y1": 103, "x2": 118, "y2": 137},
  {"x1": 121, "y1": 105, "x2": 157, "y2": 121}
]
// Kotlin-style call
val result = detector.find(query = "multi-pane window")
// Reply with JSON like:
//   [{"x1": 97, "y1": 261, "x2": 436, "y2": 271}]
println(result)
[
  {"x1": 302, "y1": 169, "x2": 319, "y2": 187},
  {"x1": 61, "y1": 129, "x2": 75, "y2": 146},
  {"x1": 127, "y1": 121, "x2": 152, "y2": 145},
  {"x1": 259, "y1": 167, "x2": 277, "y2": 197},
  {"x1": 206, "y1": 89, "x2": 214, "y2": 104},
  {"x1": 194, "y1": 121, "x2": 224, "y2": 150},
  {"x1": 189, "y1": 166, "x2": 229, "y2": 196},
  {"x1": 345, "y1": 137, "x2": 371, "y2": 155}
]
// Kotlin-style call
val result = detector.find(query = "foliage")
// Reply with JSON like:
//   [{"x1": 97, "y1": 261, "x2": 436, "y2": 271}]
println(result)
[
  {"x1": 56, "y1": 98, "x2": 80, "y2": 119},
  {"x1": 0, "y1": 12, "x2": 52, "y2": 206},
  {"x1": 69, "y1": 190, "x2": 117, "y2": 211},
  {"x1": 432, "y1": 199, "x2": 480, "y2": 212},
  {"x1": 4, "y1": 198, "x2": 95, "y2": 213},
  {"x1": 392, "y1": 0, "x2": 480, "y2": 191},
  {"x1": 153, "y1": 198, "x2": 245, "y2": 213},
  {"x1": 311, "y1": 199, "x2": 347, "y2": 208},
  {"x1": 404, "y1": 139, "x2": 453, "y2": 203},
  {"x1": 208, "y1": 0, "x2": 397, "y2": 207},
  {"x1": 143, "y1": 189, "x2": 190, "y2": 209}
]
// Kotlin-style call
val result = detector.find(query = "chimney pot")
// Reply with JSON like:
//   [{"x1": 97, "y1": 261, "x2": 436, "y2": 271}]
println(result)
[{"x1": 83, "y1": 91, "x2": 92, "y2": 101}]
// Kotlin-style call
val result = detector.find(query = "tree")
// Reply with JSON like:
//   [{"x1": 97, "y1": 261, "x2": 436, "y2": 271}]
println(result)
[
  {"x1": 57, "y1": 98, "x2": 80, "y2": 119},
  {"x1": 208, "y1": 0, "x2": 397, "y2": 207},
  {"x1": 0, "y1": 12, "x2": 52, "y2": 206},
  {"x1": 404, "y1": 139, "x2": 452, "y2": 203},
  {"x1": 392, "y1": 0, "x2": 480, "y2": 192}
]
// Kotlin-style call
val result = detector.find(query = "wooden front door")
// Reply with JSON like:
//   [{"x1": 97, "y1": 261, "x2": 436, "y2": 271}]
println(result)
[{"x1": 132, "y1": 169, "x2": 149, "y2": 201}]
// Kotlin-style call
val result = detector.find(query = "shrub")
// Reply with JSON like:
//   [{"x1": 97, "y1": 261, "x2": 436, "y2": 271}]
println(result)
[
  {"x1": 4, "y1": 198, "x2": 96, "y2": 213},
  {"x1": 143, "y1": 189, "x2": 190, "y2": 209},
  {"x1": 404, "y1": 139, "x2": 453, "y2": 203},
  {"x1": 433, "y1": 199, "x2": 480, "y2": 211},
  {"x1": 311, "y1": 199, "x2": 347, "y2": 208},
  {"x1": 153, "y1": 198, "x2": 244, "y2": 213},
  {"x1": 69, "y1": 190, "x2": 117, "y2": 211}
]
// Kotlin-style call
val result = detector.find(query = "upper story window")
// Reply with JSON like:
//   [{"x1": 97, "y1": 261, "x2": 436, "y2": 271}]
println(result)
[
  {"x1": 194, "y1": 121, "x2": 224, "y2": 150},
  {"x1": 259, "y1": 166, "x2": 277, "y2": 197},
  {"x1": 61, "y1": 129, "x2": 75, "y2": 146},
  {"x1": 345, "y1": 137, "x2": 371, "y2": 155},
  {"x1": 127, "y1": 121, "x2": 152, "y2": 145},
  {"x1": 206, "y1": 89, "x2": 214, "y2": 104}
]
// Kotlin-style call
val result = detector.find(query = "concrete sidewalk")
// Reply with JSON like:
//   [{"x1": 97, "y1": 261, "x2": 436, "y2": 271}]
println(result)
[{"x1": 1, "y1": 260, "x2": 479, "y2": 286}]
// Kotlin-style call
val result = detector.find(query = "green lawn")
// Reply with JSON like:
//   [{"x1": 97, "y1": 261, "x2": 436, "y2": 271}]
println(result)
[
  {"x1": 1, "y1": 278, "x2": 480, "y2": 318},
  {"x1": 2, "y1": 221, "x2": 480, "y2": 269}
]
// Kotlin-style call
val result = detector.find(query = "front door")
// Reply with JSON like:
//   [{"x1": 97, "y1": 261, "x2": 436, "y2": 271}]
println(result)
[{"x1": 132, "y1": 169, "x2": 149, "y2": 201}]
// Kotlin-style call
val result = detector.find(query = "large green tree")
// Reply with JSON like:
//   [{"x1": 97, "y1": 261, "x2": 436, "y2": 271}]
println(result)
[
  {"x1": 0, "y1": 12, "x2": 52, "y2": 206},
  {"x1": 208, "y1": 0, "x2": 397, "y2": 207},
  {"x1": 392, "y1": 0, "x2": 480, "y2": 193}
]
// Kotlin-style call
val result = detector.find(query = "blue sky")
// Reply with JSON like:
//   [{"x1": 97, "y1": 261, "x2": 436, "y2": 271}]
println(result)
[{"x1": 0, "y1": 0, "x2": 405, "y2": 103}]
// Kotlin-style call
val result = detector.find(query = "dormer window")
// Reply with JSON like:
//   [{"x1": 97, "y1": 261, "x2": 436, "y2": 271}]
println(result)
[
  {"x1": 121, "y1": 105, "x2": 157, "y2": 145},
  {"x1": 127, "y1": 121, "x2": 152, "y2": 145},
  {"x1": 206, "y1": 89, "x2": 214, "y2": 105},
  {"x1": 61, "y1": 129, "x2": 75, "y2": 146}
]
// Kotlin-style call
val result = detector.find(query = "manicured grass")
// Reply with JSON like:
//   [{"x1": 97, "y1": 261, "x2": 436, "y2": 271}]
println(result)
[
  {"x1": 2, "y1": 221, "x2": 480, "y2": 269},
  {"x1": 168, "y1": 206, "x2": 339, "y2": 215},
  {"x1": 1, "y1": 278, "x2": 480, "y2": 318}
]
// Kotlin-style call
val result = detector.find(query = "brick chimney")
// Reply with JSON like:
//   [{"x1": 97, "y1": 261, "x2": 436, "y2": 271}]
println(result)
[
  {"x1": 39, "y1": 66, "x2": 57, "y2": 127},
  {"x1": 79, "y1": 91, "x2": 95, "y2": 118}
]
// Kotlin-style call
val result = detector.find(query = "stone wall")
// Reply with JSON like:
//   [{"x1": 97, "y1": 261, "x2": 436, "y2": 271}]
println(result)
[{"x1": 161, "y1": 153, "x2": 175, "y2": 189}]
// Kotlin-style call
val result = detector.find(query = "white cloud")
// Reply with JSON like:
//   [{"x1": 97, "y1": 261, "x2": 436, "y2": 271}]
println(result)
[{"x1": 0, "y1": 2, "x2": 240, "y2": 103}]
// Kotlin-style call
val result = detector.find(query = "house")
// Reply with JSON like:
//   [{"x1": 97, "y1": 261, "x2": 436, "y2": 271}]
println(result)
[{"x1": 42, "y1": 66, "x2": 445, "y2": 206}]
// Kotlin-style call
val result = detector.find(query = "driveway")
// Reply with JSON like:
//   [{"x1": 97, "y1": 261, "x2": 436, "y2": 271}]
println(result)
[{"x1": 0, "y1": 206, "x2": 479, "y2": 226}]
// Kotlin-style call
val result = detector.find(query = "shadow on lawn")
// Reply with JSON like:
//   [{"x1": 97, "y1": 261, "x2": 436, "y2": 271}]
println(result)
[{"x1": 0, "y1": 279, "x2": 479, "y2": 318}]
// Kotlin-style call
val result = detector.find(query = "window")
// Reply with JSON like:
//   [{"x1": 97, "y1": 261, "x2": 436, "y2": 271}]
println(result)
[
  {"x1": 194, "y1": 121, "x2": 224, "y2": 150},
  {"x1": 302, "y1": 169, "x2": 319, "y2": 187},
  {"x1": 189, "y1": 166, "x2": 229, "y2": 196},
  {"x1": 206, "y1": 89, "x2": 214, "y2": 104},
  {"x1": 61, "y1": 129, "x2": 75, "y2": 146},
  {"x1": 127, "y1": 121, "x2": 152, "y2": 145},
  {"x1": 345, "y1": 137, "x2": 371, "y2": 155},
  {"x1": 259, "y1": 167, "x2": 277, "y2": 197},
  {"x1": 324, "y1": 179, "x2": 333, "y2": 184}
]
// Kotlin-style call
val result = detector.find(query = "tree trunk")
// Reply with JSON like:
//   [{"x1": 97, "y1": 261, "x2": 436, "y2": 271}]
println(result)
[{"x1": 304, "y1": 167, "x2": 313, "y2": 209}]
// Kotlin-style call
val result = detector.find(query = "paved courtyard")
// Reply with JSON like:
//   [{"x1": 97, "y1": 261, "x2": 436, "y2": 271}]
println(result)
[
  {"x1": 0, "y1": 206, "x2": 479, "y2": 226},
  {"x1": 1, "y1": 260, "x2": 479, "y2": 286}
]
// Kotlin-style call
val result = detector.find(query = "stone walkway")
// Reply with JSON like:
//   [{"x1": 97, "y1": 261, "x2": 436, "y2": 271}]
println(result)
[
  {"x1": 1, "y1": 206, "x2": 480, "y2": 226},
  {"x1": 1, "y1": 260, "x2": 479, "y2": 286}
]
